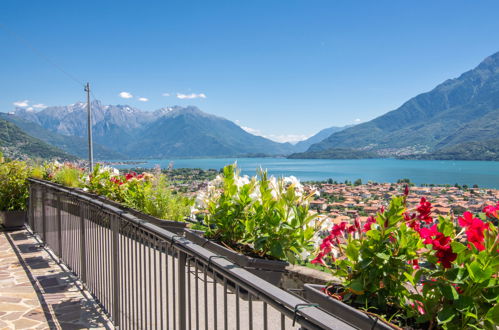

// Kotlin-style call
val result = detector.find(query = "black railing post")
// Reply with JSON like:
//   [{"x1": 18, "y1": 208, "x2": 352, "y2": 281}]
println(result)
[
  {"x1": 57, "y1": 194, "x2": 62, "y2": 259},
  {"x1": 80, "y1": 202, "x2": 86, "y2": 283},
  {"x1": 178, "y1": 250, "x2": 187, "y2": 330},
  {"x1": 112, "y1": 215, "x2": 120, "y2": 327},
  {"x1": 41, "y1": 187, "x2": 46, "y2": 243}
]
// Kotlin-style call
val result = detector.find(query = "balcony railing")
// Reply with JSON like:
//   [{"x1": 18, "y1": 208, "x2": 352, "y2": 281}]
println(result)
[{"x1": 27, "y1": 179, "x2": 353, "y2": 330}]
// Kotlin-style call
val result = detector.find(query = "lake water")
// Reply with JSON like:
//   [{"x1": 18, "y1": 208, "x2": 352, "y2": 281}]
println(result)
[{"x1": 113, "y1": 158, "x2": 499, "y2": 189}]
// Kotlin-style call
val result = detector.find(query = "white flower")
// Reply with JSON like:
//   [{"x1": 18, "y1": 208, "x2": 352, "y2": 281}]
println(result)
[
  {"x1": 235, "y1": 175, "x2": 250, "y2": 187},
  {"x1": 299, "y1": 250, "x2": 311, "y2": 261}
]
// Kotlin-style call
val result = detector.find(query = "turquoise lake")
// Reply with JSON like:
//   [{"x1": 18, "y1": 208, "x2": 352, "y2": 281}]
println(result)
[{"x1": 113, "y1": 158, "x2": 499, "y2": 189}]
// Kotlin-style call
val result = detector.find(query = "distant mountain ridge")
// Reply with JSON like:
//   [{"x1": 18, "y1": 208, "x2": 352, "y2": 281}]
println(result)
[
  {"x1": 293, "y1": 125, "x2": 353, "y2": 152},
  {"x1": 296, "y1": 51, "x2": 499, "y2": 160},
  {"x1": 11, "y1": 103, "x2": 295, "y2": 158},
  {"x1": 0, "y1": 112, "x2": 125, "y2": 160},
  {"x1": 0, "y1": 118, "x2": 76, "y2": 160}
]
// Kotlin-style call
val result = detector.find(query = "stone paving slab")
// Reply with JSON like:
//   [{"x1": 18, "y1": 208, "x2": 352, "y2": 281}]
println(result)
[{"x1": 0, "y1": 228, "x2": 113, "y2": 329}]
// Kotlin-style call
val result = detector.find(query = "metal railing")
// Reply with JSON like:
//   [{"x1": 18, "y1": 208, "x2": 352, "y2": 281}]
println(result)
[{"x1": 27, "y1": 178, "x2": 353, "y2": 330}]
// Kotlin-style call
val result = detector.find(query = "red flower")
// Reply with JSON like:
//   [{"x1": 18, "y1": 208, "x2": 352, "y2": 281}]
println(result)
[
  {"x1": 483, "y1": 204, "x2": 499, "y2": 218},
  {"x1": 354, "y1": 217, "x2": 361, "y2": 231},
  {"x1": 458, "y1": 212, "x2": 490, "y2": 251},
  {"x1": 110, "y1": 177, "x2": 124, "y2": 185},
  {"x1": 435, "y1": 245, "x2": 457, "y2": 268},
  {"x1": 417, "y1": 224, "x2": 456, "y2": 268},
  {"x1": 331, "y1": 222, "x2": 347, "y2": 237},
  {"x1": 311, "y1": 252, "x2": 326, "y2": 265},
  {"x1": 411, "y1": 259, "x2": 420, "y2": 270},
  {"x1": 404, "y1": 184, "x2": 410, "y2": 197},
  {"x1": 347, "y1": 225, "x2": 356, "y2": 235},
  {"x1": 362, "y1": 216, "x2": 376, "y2": 232},
  {"x1": 417, "y1": 197, "x2": 433, "y2": 224}
]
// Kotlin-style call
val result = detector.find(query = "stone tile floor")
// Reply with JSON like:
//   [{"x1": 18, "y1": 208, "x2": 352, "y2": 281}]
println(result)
[{"x1": 0, "y1": 228, "x2": 113, "y2": 329}]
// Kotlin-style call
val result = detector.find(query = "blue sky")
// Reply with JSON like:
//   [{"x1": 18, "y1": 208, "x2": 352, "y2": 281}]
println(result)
[{"x1": 1, "y1": 1, "x2": 499, "y2": 142}]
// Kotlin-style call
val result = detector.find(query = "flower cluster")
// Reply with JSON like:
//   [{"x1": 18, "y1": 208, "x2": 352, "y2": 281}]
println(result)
[
  {"x1": 311, "y1": 189, "x2": 499, "y2": 329},
  {"x1": 197, "y1": 164, "x2": 317, "y2": 263}
]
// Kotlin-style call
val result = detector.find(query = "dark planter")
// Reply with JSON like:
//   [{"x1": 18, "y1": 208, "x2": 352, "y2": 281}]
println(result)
[
  {"x1": 304, "y1": 284, "x2": 396, "y2": 330},
  {"x1": 184, "y1": 229, "x2": 288, "y2": 286},
  {"x1": 0, "y1": 210, "x2": 26, "y2": 230}
]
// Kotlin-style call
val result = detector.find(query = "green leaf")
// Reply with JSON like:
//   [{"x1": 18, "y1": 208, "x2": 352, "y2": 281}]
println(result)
[
  {"x1": 451, "y1": 241, "x2": 467, "y2": 254},
  {"x1": 349, "y1": 280, "x2": 364, "y2": 294},
  {"x1": 467, "y1": 261, "x2": 494, "y2": 283},
  {"x1": 346, "y1": 241, "x2": 359, "y2": 261},
  {"x1": 375, "y1": 252, "x2": 390, "y2": 260},
  {"x1": 440, "y1": 284, "x2": 459, "y2": 300},
  {"x1": 486, "y1": 304, "x2": 499, "y2": 325},
  {"x1": 437, "y1": 307, "x2": 456, "y2": 324},
  {"x1": 403, "y1": 272, "x2": 415, "y2": 285},
  {"x1": 455, "y1": 296, "x2": 473, "y2": 311}
]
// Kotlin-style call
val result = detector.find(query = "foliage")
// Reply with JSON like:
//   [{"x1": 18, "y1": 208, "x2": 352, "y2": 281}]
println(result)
[
  {"x1": 125, "y1": 174, "x2": 192, "y2": 222},
  {"x1": 197, "y1": 164, "x2": 317, "y2": 263},
  {"x1": 52, "y1": 164, "x2": 84, "y2": 188},
  {"x1": 312, "y1": 188, "x2": 499, "y2": 329},
  {"x1": 0, "y1": 160, "x2": 30, "y2": 211}
]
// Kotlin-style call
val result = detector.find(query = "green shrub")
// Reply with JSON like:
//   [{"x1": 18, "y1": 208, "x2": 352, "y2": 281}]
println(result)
[
  {"x1": 199, "y1": 164, "x2": 316, "y2": 263},
  {"x1": 52, "y1": 165, "x2": 83, "y2": 188},
  {"x1": 137, "y1": 175, "x2": 192, "y2": 222},
  {"x1": 0, "y1": 160, "x2": 30, "y2": 211}
]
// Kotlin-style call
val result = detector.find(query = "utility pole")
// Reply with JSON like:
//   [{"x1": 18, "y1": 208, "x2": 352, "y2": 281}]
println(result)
[{"x1": 84, "y1": 82, "x2": 94, "y2": 172}]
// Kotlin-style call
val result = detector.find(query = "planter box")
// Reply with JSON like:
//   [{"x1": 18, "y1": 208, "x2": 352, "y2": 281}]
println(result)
[
  {"x1": 0, "y1": 210, "x2": 26, "y2": 230},
  {"x1": 304, "y1": 284, "x2": 396, "y2": 330},
  {"x1": 184, "y1": 229, "x2": 288, "y2": 286}
]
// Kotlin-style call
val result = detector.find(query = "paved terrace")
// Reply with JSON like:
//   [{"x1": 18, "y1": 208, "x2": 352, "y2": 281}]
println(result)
[{"x1": 0, "y1": 228, "x2": 112, "y2": 329}]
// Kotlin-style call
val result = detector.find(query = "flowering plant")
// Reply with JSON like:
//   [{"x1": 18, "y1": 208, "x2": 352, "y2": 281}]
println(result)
[
  {"x1": 312, "y1": 187, "x2": 499, "y2": 329},
  {"x1": 197, "y1": 164, "x2": 317, "y2": 263},
  {"x1": 0, "y1": 160, "x2": 30, "y2": 211}
]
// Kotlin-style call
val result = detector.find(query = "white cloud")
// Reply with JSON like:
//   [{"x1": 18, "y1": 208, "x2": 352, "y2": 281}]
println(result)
[
  {"x1": 162, "y1": 93, "x2": 170, "y2": 97},
  {"x1": 176, "y1": 93, "x2": 207, "y2": 99},
  {"x1": 240, "y1": 125, "x2": 310, "y2": 143},
  {"x1": 138, "y1": 97, "x2": 149, "y2": 102},
  {"x1": 32, "y1": 103, "x2": 47, "y2": 109},
  {"x1": 354, "y1": 118, "x2": 361, "y2": 122},
  {"x1": 265, "y1": 134, "x2": 311, "y2": 144},
  {"x1": 26, "y1": 107, "x2": 34, "y2": 111},
  {"x1": 13, "y1": 100, "x2": 29, "y2": 107},
  {"x1": 241, "y1": 126, "x2": 262, "y2": 136},
  {"x1": 119, "y1": 92, "x2": 133, "y2": 99}
]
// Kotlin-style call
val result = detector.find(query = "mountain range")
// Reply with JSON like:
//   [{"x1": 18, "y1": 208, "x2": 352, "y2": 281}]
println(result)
[
  {"x1": 9, "y1": 103, "x2": 302, "y2": 159},
  {"x1": 4, "y1": 50, "x2": 499, "y2": 161},
  {"x1": 293, "y1": 51, "x2": 499, "y2": 160}
]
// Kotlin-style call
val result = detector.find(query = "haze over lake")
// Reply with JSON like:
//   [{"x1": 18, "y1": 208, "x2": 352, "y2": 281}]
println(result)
[{"x1": 114, "y1": 158, "x2": 499, "y2": 189}]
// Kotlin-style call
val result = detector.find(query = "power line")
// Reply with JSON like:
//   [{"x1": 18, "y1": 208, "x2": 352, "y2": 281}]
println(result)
[{"x1": 0, "y1": 23, "x2": 85, "y2": 88}]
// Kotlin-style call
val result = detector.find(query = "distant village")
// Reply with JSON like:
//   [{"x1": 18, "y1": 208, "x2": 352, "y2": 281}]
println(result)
[{"x1": 307, "y1": 181, "x2": 499, "y2": 226}]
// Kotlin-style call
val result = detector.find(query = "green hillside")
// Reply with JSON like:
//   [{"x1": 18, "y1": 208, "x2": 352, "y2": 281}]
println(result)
[
  {"x1": 0, "y1": 118, "x2": 76, "y2": 160},
  {"x1": 299, "y1": 51, "x2": 499, "y2": 160}
]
